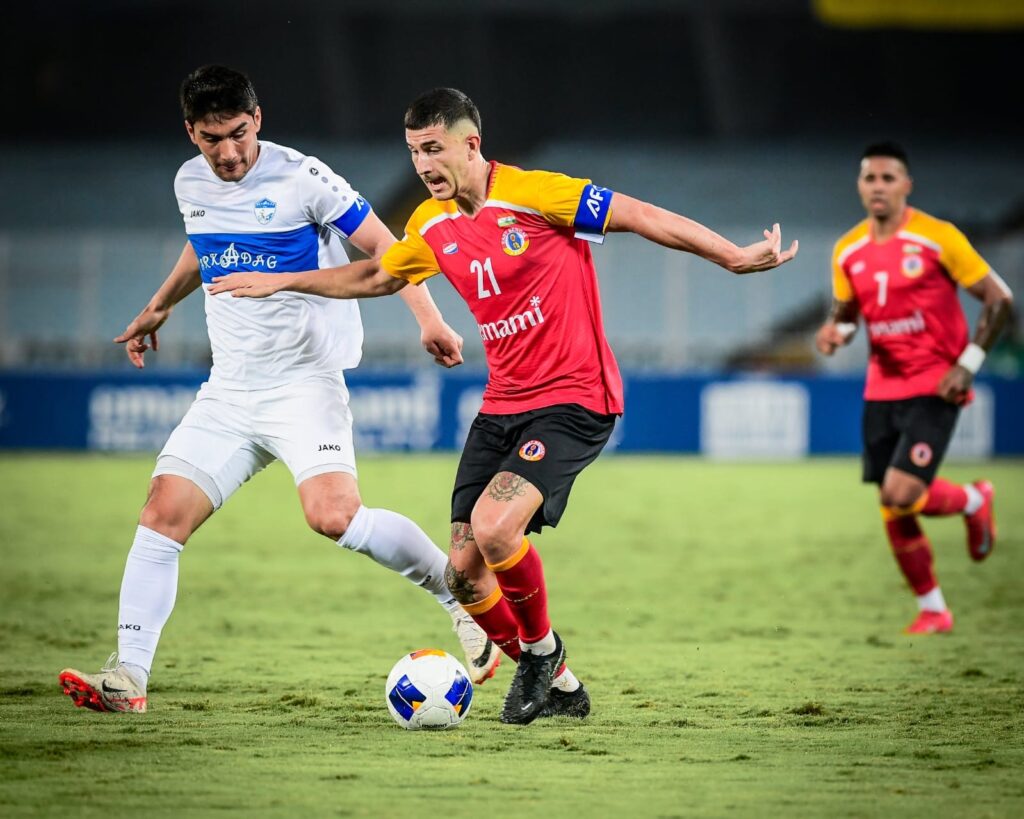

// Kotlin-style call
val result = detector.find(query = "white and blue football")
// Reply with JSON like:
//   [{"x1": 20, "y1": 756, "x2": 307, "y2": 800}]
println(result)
[{"x1": 385, "y1": 649, "x2": 473, "y2": 730}]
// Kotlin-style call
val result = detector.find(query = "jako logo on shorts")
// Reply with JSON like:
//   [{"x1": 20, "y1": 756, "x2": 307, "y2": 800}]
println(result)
[{"x1": 519, "y1": 440, "x2": 546, "y2": 461}]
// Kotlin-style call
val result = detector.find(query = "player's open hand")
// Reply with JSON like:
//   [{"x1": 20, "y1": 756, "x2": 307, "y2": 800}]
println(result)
[
  {"x1": 114, "y1": 306, "x2": 170, "y2": 369},
  {"x1": 938, "y1": 364, "x2": 973, "y2": 405},
  {"x1": 209, "y1": 272, "x2": 281, "y2": 298},
  {"x1": 422, "y1": 321, "x2": 464, "y2": 368},
  {"x1": 732, "y1": 224, "x2": 799, "y2": 273}
]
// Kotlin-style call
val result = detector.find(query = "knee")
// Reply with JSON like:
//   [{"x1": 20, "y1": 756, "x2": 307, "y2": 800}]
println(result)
[
  {"x1": 305, "y1": 497, "x2": 362, "y2": 541},
  {"x1": 138, "y1": 478, "x2": 204, "y2": 545},
  {"x1": 468, "y1": 511, "x2": 523, "y2": 565}
]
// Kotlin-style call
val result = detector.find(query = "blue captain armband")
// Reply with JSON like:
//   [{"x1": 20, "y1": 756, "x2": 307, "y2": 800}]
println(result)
[
  {"x1": 572, "y1": 184, "x2": 613, "y2": 244},
  {"x1": 330, "y1": 196, "x2": 372, "y2": 238}
]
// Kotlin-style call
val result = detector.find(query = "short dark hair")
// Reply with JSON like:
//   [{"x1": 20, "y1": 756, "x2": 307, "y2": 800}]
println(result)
[
  {"x1": 862, "y1": 141, "x2": 910, "y2": 172},
  {"x1": 180, "y1": 65, "x2": 258, "y2": 124},
  {"x1": 404, "y1": 88, "x2": 482, "y2": 135}
]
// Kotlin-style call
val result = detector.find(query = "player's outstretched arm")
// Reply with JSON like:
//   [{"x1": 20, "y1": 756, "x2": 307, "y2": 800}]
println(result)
[
  {"x1": 815, "y1": 299, "x2": 860, "y2": 356},
  {"x1": 114, "y1": 241, "x2": 202, "y2": 369},
  {"x1": 347, "y1": 212, "x2": 464, "y2": 368},
  {"x1": 606, "y1": 193, "x2": 798, "y2": 273},
  {"x1": 209, "y1": 259, "x2": 406, "y2": 299},
  {"x1": 937, "y1": 272, "x2": 1014, "y2": 403}
]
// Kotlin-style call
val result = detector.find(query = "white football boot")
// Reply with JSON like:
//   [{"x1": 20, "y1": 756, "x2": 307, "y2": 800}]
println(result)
[
  {"x1": 59, "y1": 652, "x2": 147, "y2": 713},
  {"x1": 450, "y1": 609, "x2": 501, "y2": 684}
]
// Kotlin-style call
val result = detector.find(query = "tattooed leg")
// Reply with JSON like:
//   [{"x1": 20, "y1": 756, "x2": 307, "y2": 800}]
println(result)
[{"x1": 447, "y1": 522, "x2": 493, "y2": 603}]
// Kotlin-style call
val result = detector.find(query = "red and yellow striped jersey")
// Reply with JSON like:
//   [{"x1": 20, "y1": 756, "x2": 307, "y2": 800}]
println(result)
[
  {"x1": 382, "y1": 161, "x2": 623, "y2": 415},
  {"x1": 832, "y1": 207, "x2": 991, "y2": 400}
]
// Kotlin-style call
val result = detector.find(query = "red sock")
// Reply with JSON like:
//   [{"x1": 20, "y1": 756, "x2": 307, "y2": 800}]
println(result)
[
  {"x1": 920, "y1": 477, "x2": 968, "y2": 517},
  {"x1": 883, "y1": 513, "x2": 937, "y2": 595},
  {"x1": 462, "y1": 588, "x2": 522, "y2": 662},
  {"x1": 488, "y1": 538, "x2": 551, "y2": 644}
]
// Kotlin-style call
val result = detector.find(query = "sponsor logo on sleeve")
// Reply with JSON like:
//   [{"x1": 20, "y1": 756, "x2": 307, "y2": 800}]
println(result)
[{"x1": 443, "y1": 242, "x2": 459, "y2": 255}]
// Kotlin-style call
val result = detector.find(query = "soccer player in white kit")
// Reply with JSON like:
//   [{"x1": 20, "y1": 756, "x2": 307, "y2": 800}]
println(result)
[{"x1": 58, "y1": 65, "x2": 499, "y2": 713}]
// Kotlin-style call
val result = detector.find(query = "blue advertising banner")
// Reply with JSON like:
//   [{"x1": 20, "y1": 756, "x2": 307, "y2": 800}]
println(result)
[{"x1": 0, "y1": 369, "x2": 1021, "y2": 456}]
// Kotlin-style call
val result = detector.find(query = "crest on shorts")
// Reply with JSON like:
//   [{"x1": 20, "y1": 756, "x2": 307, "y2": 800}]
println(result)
[
  {"x1": 910, "y1": 442, "x2": 933, "y2": 467},
  {"x1": 501, "y1": 227, "x2": 529, "y2": 256},
  {"x1": 902, "y1": 255, "x2": 924, "y2": 278},
  {"x1": 254, "y1": 198, "x2": 277, "y2": 225},
  {"x1": 518, "y1": 440, "x2": 546, "y2": 461}
]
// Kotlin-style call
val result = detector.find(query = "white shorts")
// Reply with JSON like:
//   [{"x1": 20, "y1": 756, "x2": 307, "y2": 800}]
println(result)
[{"x1": 153, "y1": 372, "x2": 357, "y2": 509}]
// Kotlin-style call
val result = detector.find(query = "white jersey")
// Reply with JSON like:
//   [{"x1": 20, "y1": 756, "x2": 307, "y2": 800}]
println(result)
[{"x1": 175, "y1": 141, "x2": 371, "y2": 389}]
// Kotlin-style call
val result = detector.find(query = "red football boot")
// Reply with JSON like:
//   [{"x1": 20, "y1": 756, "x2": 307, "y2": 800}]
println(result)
[
  {"x1": 904, "y1": 609, "x2": 954, "y2": 635},
  {"x1": 965, "y1": 480, "x2": 996, "y2": 562}
]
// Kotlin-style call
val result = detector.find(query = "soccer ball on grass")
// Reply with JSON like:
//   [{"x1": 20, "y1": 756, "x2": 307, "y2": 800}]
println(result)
[{"x1": 385, "y1": 649, "x2": 473, "y2": 730}]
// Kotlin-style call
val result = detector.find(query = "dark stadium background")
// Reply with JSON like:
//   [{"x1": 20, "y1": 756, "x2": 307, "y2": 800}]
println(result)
[{"x1": 1, "y1": 0, "x2": 1022, "y2": 454}]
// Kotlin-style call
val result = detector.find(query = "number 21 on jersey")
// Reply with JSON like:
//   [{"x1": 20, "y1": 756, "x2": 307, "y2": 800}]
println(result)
[{"x1": 472, "y1": 257, "x2": 501, "y2": 299}]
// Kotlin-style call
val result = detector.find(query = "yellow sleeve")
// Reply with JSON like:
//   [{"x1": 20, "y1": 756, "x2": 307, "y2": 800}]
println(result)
[
  {"x1": 831, "y1": 241, "x2": 854, "y2": 302},
  {"x1": 380, "y1": 224, "x2": 440, "y2": 286},
  {"x1": 501, "y1": 169, "x2": 612, "y2": 238},
  {"x1": 936, "y1": 222, "x2": 991, "y2": 287}
]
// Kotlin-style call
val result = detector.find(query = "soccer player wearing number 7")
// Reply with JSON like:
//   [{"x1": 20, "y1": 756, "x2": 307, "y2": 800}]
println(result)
[
  {"x1": 816, "y1": 142, "x2": 1013, "y2": 635},
  {"x1": 210, "y1": 88, "x2": 798, "y2": 723}
]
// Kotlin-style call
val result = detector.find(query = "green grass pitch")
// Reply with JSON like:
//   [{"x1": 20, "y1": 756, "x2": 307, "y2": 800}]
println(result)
[{"x1": 1, "y1": 454, "x2": 1022, "y2": 818}]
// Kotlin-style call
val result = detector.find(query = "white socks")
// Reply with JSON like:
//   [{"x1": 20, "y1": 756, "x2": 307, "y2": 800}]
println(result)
[
  {"x1": 521, "y1": 628, "x2": 557, "y2": 657},
  {"x1": 337, "y1": 506, "x2": 453, "y2": 607},
  {"x1": 963, "y1": 484, "x2": 984, "y2": 515},
  {"x1": 917, "y1": 586, "x2": 947, "y2": 612},
  {"x1": 117, "y1": 525, "x2": 183, "y2": 681},
  {"x1": 552, "y1": 667, "x2": 580, "y2": 692}
]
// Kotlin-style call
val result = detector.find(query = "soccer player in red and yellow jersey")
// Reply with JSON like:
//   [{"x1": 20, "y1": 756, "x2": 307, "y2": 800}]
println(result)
[
  {"x1": 816, "y1": 142, "x2": 1013, "y2": 635},
  {"x1": 211, "y1": 88, "x2": 798, "y2": 723}
]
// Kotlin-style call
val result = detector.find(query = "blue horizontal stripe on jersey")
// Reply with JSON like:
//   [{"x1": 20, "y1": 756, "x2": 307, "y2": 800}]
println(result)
[
  {"x1": 572, "y1": 184, "x2": 613, "y2": 244},
  {"x1": 330, "y1": 197, "x2": 372, "y2": 238},
  {"x1": 190, "y1": 225, "x2": 320, "y2": 283}
]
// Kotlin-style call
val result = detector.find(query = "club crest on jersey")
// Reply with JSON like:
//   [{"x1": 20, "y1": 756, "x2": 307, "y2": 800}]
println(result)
[
  {"x1": 910, "y1": 442, "x2": 933, "y2": 467},
  {"x1": 497, "y1": 215, "x2": 517, "y2": 228},
  {"x1": 501, "y1": 227, "x2": 529, "y2": 256},
  {"x1": 519, "y1": 440, "x2": 546, "y2": 461},
  {"x1": 901, "y1": 255, "x2": 924, "y2": 278},
  {"x1": 254, "y1": 198, "x2": 277, "y2": 225},
  {"x1": 443, "y1": 242, "x2": 459, "y2": 255}
]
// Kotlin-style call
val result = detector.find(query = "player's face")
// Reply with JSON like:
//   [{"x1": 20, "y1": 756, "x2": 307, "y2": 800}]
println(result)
[
  {"x1": 857, "y1": 157, "x2": 912, "y2": 220},
  {"x1": 406, "y1": 122, "x2": 478, "y2": 201},
  {"x1": 185, "y1": 108, "x2": 262, "y2": 182}
]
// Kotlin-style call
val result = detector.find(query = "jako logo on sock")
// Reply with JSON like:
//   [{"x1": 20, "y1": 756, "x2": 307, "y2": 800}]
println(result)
[{"x1": 118, "y1": 623, "x2": 142, "y2": 631}]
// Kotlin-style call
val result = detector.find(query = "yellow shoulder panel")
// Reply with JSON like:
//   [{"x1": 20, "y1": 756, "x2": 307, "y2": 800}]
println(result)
[
  {"x1": 831, "y1": 221, "x2": 869, "y2": 302},
  {"x1": 489, "y1": 165, "x2": 592, "y2": 228},
  {"x1": 380, "y1": 199, "x2": 448, "y2": 286},
  {"x1": 904, "y1": 209, "x2": 990, "y2": 287}
]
